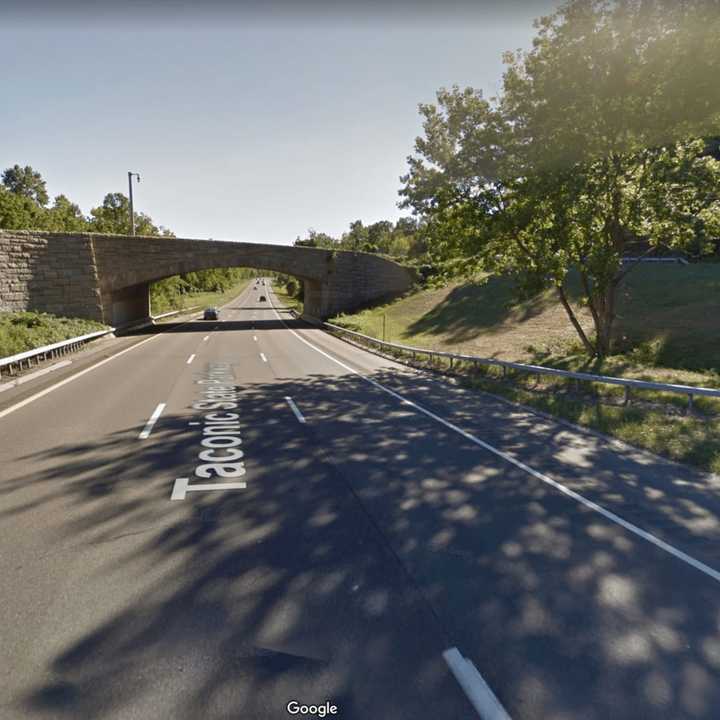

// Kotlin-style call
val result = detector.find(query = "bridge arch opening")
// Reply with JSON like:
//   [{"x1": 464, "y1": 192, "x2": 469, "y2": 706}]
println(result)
[{"x1": 137, "y1": 266, "x2": 311, "y2": 326}]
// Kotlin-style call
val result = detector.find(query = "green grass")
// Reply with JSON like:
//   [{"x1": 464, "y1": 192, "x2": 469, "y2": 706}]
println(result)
[
  {"x1": 464, "y1": 371, "x2": 720, "y2": 474},
  {"x1": 272, "y1": 284, "x2": 303, "y2": 314},
  {"x1": 151, "y1": 278, "x2": 253, "y2": 318},
  {"x1": 0, "y1": 311, "x2": 108, "y2": 358},
  {"x1": 331, "y1": 263, "x2": 720, "y2": 474}
]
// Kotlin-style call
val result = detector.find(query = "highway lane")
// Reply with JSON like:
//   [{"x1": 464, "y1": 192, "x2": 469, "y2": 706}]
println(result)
[
  {"x1": 0, "y1": 281, "x2": 472, "y2": 719},
  {"x1": 1, "y1": 278, "x2": 720, "y2": 718},
  {"x1": 259, "y1": 285, "x2": 720, "y2": 719}
]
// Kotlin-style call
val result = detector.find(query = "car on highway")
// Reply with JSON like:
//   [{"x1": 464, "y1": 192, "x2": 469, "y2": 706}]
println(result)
[
  {"x1": 203, "y1": 307, "x2": 219, "y2": 320},
  {"x1": 258, "y1": 295, "x2": 266, "y2": 302}
]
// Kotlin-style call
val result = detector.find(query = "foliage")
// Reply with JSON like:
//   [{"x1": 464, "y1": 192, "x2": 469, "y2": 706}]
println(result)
[
  {"x1": 400, "y1": 0, "x2": 720, "y2": 357},
  {"x1": 2, "y1": 164, "x2": 49, "y2": 206},
  {"x1": 87, "y1": 192, "x2": 173, "y2": 236},
  {"x1": 0, "y1": 186, "x2": 46, "y2": 230},
  {"x1": 292, "y1": 216, "x2": 427, "y2": 261},
  {"x1": 0, "y1": 311, "x2": 106, "y2": 357},
  {"x1": 44, "y1": 195, "x2": 88, "y2": 232},
  {"x1": 0, "y1": 165, "x2": 177, "y2": 238},
  {"x1": 149, "y1": 268, "x2": 255, "y2": 314}
]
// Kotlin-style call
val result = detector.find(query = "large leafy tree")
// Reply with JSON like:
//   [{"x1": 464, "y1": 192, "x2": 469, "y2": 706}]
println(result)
[
  {"x1": 0, "y1": 186, "x2": 45, "y2": 230},
  {"x1": 88, "y1": 192, "x2": 173, "y2": 236},
  {"x1": 2, "y1": 164, "x2": 49, "y2": 206},
  {"x1": 45, "y1": 195, "x2": 88, "y2": 232},
  {"x1": 401, "y1": 0, "x2": 720, "y2": 357}
]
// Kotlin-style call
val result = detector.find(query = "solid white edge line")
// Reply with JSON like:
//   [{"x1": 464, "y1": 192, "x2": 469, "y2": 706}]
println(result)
[
  {"x1": 138, "y1": 402, "x2": 166, "y2": 439},
  {"x1": 0, "y1": 359, "x2": 73, "y2": 393},
  {"x1": 260, "y1": 352, "x2": 267, "y2": 363},
  {"x1": 284, "y1": 396, "x2": 306, "y2": 424},
  {"x1": 186, "y1": 354, "x2": 196, "y2": 364},
  {"x1": 0, "y1": 334, "x2": 160, "y2": 421},
  {"x1": 268, "y1": 288, "x2": 720, "y2": 585},
  {"x1": 443, "y1": 648, "x2": 511, "y2": 720}
]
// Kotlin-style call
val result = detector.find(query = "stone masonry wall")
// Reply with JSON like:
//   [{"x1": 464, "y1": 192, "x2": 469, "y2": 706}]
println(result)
[
  {"x1": 0, "y1": 230, "x2": 104, "y2": 322},
  {"x1": 0, "y1": 230, "x2": 414, "y2": 324}
]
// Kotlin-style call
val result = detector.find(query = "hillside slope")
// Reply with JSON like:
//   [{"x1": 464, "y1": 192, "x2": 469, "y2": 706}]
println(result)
[
  {"x1": 333, "y1": 263, "x2": 720, "y2": 377},
  {"x1": 332, "y1": 263, "x2": 720, "y2": 473}
]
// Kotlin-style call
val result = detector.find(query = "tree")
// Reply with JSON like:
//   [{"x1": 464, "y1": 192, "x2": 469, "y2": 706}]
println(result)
[
  {"x1": 401, "y1": 0, "x2": 720, "y2": 357},
  {"x1": 88, "y1": 192, "x2": 172, "y2": 236},
  {"x1": 0, "y1": 186, "x2": 45, "y2": 230},
  {"x1": 343, "y1": 220, "x2": 370, "y2": 251},
  {"x1": 366, "y1": 220, "x2": 393, "y2": 253},
  {"x1": 2, "y1": 164, "x2": 49, "y2": 206},
  {"x1": 294, "y1": 228, "x2": 337, "y2": 249},
  {"x1": 44, "y1": 195, "x2": 88, "y2": 232}
]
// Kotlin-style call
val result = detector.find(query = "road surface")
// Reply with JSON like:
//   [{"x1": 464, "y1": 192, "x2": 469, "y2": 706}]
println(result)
[{"x1": 1, "y1": 280, "x2": 719, "y2": 719}]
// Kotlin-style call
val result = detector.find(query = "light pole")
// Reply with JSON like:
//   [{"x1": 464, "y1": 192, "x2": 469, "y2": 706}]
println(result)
[{"x1": 127, "y1": 171, "x2": 141, "y2": 235}]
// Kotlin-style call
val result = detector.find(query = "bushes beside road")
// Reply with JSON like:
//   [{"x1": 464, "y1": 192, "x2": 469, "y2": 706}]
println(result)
[{"x1": 0, "y1": 311, "x2": 107, "y2": 358}]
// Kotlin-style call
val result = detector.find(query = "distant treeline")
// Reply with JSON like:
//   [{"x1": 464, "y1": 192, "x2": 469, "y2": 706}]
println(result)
[
  {"x1": 293, "y1": 218, "x2": 428, "y2": 260},
  {"x1": 0, "y1": 164, "x2": 173, "y2": 236},
  {"x1": 150, "y1": 268, "x2": 256, "y2": 313}
]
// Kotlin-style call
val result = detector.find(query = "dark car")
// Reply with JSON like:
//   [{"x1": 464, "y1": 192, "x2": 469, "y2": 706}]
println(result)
[
  {"x1": 203, "y1": 307, "x2": 219, "y2": 320},
  {"x1": 258, "y1": 295, "x2": 266, "y2": 302}
]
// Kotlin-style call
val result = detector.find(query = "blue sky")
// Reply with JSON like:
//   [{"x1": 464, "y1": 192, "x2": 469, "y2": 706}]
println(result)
[{"x1": 1, "y1": 2, "x2": 554, "y2": 244}]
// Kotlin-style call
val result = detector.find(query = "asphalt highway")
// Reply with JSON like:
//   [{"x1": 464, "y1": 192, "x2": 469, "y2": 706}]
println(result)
[{"x1": 2, "y1": 279, "x2": 720, "y2": 719}]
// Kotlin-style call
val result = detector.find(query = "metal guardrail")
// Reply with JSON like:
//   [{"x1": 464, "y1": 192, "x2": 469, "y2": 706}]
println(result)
[
  {"x1": 152, "y1": 305, "x2": 200, "y2": 320},
  {"x1": 0, "y1": 328, "x2": 115, "y2": 377},
  {"x1": 320, "y1": 320, "x2": 720, "y2": 411},
  {"x1": 0, "y1": 302, "x2": 213, "y2": 380}
]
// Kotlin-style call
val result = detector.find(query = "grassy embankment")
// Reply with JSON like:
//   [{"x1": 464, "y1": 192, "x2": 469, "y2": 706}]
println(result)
[
  {"x1": 271, "y1": 283, "x2": 303, "y2": 314},
  {"x1": 331, "y1": 263, "x2": 720, "y2": 473},
  {"x1": 0, "y1": 312, "x2": 107, "y2": 358}
]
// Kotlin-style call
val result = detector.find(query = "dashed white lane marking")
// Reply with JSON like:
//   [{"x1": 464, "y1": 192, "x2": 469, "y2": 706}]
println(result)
[
  {"x1": 0, "y1": 334, "x2": 160, "y2": 421},
  {"x1": 203, "y1": 335, "x2": 210, "y2": 342},
  {"x1": 260, "y1": 353, "x2": 268, "y2": 363},
  {"x1": 268, "y1": 290, "x2": 720, "y2": 586},
  {"x1": 285, "y1": 396, "x2": 306, "y2": 424},
  {"x1": 0, "y1": 360, "x2": 72, "y2": 393},
  {"x1": 443, "y1": 648, "x2": 511, "y2": 720},
  {"x1": 171, "y1": 477, "x2": 247, "y2": 500},
  {"x1": 138, "y1": 402, "x2": 166, "y2": 440},
  {"x1": 186, "y1": 354, "x2": 196, "y2": 365},
  {"x1": 188, "y1": 421, "x2": 200, "y2": 426}
]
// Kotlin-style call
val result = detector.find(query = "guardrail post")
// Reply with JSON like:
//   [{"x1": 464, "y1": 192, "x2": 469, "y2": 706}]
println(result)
[
  {"x1": 687, "y1": 393, "x2": 694, "y2": 415},
  {"x1": 623, "y1": 385, "x2": 630, "y2": 407}
]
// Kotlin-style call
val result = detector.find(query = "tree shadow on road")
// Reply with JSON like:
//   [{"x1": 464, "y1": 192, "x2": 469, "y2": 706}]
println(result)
[{"x1": 3, "y1": 362, "x2": 720, "y2": 719}]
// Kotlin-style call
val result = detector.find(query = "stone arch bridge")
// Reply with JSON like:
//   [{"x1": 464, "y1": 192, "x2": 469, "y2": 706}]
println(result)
[{"x1": 0, "y1": 231, "x2": 414, "y2": 326}]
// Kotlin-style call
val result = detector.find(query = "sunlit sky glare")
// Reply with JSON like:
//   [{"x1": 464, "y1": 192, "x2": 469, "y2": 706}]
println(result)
[{"x1": 1, "y1": 1, "x2": 555, "y2": 244}]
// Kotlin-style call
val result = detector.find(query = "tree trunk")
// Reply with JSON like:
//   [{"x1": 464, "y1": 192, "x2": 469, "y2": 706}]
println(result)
[
  {"x1": 595, "y1": 281, "x2": 617, "y2": 357},
  {"x1": 556, "y1": 284, "x2": 596, "y2": 357}
]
